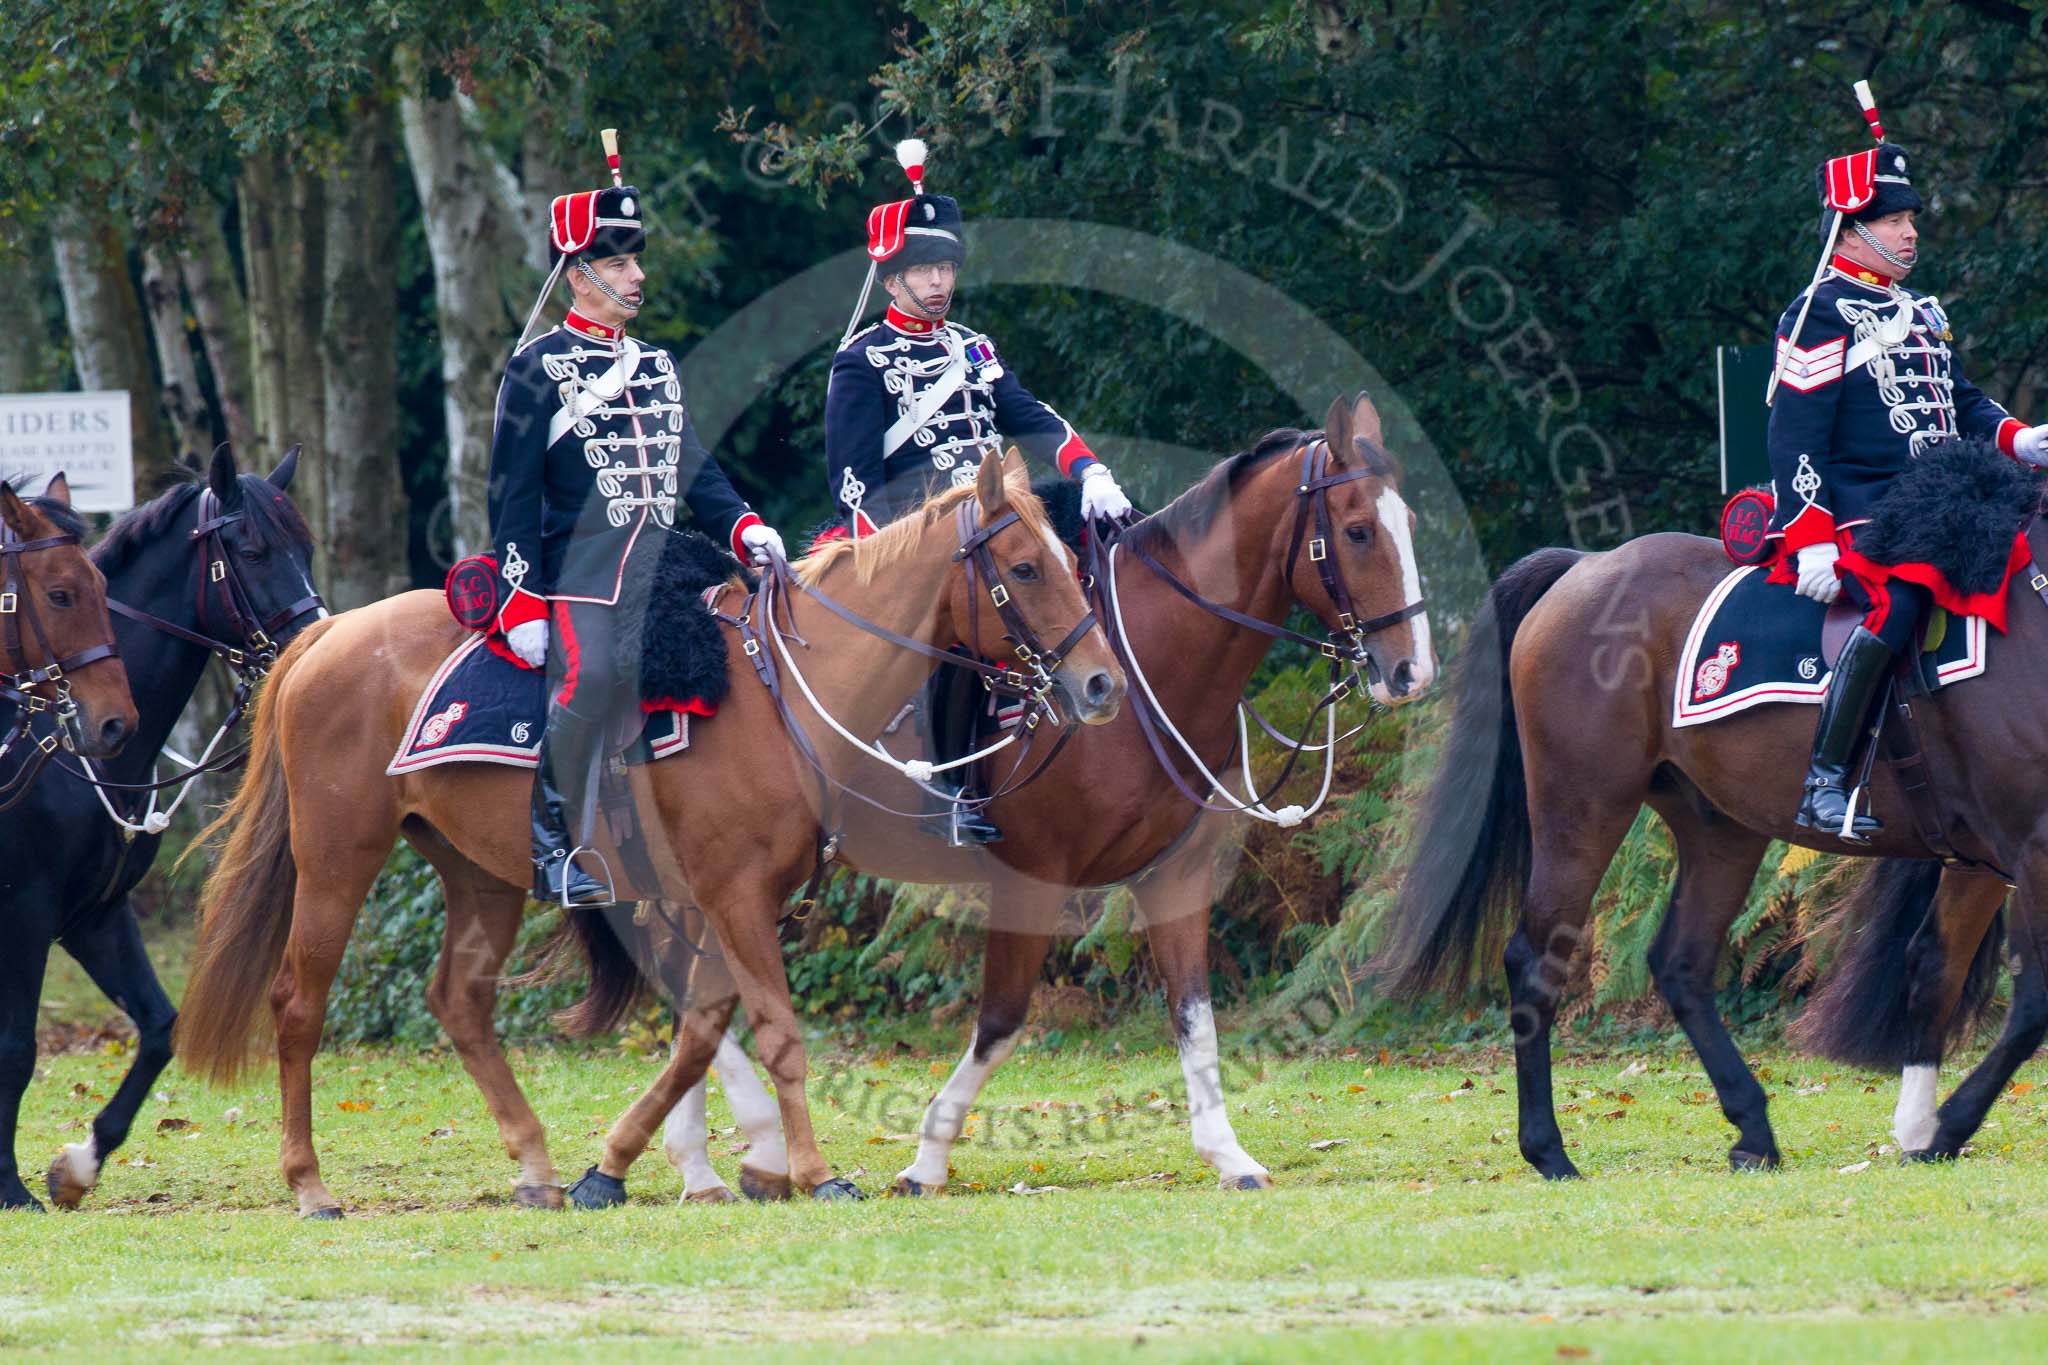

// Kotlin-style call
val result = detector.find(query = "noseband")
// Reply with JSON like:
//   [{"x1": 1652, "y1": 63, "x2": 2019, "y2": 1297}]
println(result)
[{"x1": 0, "y1": 514, "x2": 121, "y2": 766}]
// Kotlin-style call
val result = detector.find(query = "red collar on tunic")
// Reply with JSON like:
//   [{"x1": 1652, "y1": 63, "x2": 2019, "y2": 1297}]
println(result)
[
  {"x1": 564, "y1": 308, "x2": 621, "y2": 340},
  {"x1": 884, "y1": 304, "x2": 945, "y2": 335},
  {"x1": 1828, "y1": 254, "x2": 1893, "y2": 290}
]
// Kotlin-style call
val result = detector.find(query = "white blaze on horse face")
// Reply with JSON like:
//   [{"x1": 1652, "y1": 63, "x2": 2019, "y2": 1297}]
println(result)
[
  {"x1": 1894, "y1": 1063, "x2": 1939, "y2": 1152},
  {"x1": 1176, "y1": 998, "x2": 1269, "y2": 1183},
  {"x1": 1041, "y1": 521, "x2": 1075, "y2": 577},
  {"x1": 1372, "y1": 486, "x2": 1434, "y2": 699},
  {"x1": 901, "y1": 1028, "x2": 1022, "y2": 1189}
]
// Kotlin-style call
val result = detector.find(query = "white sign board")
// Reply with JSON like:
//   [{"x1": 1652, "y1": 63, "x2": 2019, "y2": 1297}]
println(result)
[{"x1": 0, "y1": 391, "x2": 135, "y2": 511}]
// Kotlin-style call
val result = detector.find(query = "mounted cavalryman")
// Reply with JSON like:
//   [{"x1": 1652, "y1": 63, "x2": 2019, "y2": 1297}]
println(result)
[
  {"x1": 822, "y1": 139, "x2": 1135, "y2": 845},
  {"x1": 488, "y1": 131, "x2": 788, "y2": 905},
  {"x1": 1768, "y1": 86, "x2": 2048, "y2": 842}
]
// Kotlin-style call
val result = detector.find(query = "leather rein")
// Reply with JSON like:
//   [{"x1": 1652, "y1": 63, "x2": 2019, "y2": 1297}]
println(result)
[
  {"x1": 1088, "y1": 436, "x2": 1426, "y2": 821},
  {"x1": 0, "y1": 513, "x2": 123, "y2": 807}
]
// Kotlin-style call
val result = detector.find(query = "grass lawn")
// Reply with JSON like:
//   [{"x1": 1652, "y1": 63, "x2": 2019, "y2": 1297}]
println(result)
[{"x1": 8, "y1": 1023, "x2": 2048, "y2": 1360}]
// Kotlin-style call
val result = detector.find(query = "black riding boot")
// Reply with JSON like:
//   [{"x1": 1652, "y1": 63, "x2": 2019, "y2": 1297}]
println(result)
[
  {"x1": 916, "y1": 660, "x2": 1001, "y2": 846},
  {"x1": 530, "y1": 701, "x2": 615, "y2": 905},
  {"x1": 1793, "y1": 626, "x2": 1896, "y2": 843}
]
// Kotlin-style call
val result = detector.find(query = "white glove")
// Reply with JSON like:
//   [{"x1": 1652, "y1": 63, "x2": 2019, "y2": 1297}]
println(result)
[
  {"x1": 1078, "y1": 464, "x2": 1133, "y2": 522},
  {"x1": 1794, "y1": 543, "x2": 1842, "y2": 604},
  {"x1": 741, "y1": 522, "x2": 787, "y2": 566},
  {"x1": 505, "y1": 619, "x2": 549, "y2": 668},
  {"x1": 2014, "y1": 424, "x2": 2048, "y2": 468}
]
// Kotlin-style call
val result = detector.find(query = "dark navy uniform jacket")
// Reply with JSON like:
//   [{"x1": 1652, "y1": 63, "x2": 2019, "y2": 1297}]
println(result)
[
  {"x1": 486, "y1": 309, "x2": 762, "y2": 630},
  {"x1": 824, "y1": 305, "x2": 1097, "y2": 534},
  {"x1": 1768, "y1": 254, "x2": 2024, "y2": 552}
]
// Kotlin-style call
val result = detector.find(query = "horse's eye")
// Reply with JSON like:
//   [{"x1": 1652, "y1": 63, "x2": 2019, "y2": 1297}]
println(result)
[
  {"x1": 1345, "y1": 524, "x2": 1373, "y2": 546},
  {"x1": 47, "y1": 589, "x2": 72, "y2": 609},
  {"x1": 239, "y1": 545, "x2": 266, "y2": 562},
  {"x1": 1010, "y1": 562, "x2": 1040, "y2": 582}
]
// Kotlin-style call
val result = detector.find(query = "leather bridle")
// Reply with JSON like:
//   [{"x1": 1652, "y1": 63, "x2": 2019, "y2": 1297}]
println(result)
[{"x1": 0, "y1": 512, "x2": 121, "y2": 789}]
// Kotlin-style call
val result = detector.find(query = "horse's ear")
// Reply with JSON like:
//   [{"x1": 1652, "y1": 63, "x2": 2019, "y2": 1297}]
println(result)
[
  {"x1": 1001, "y1": 445, "x2": 1030, "y2": 493},
  {"x1": 267, "y1": 444, "x2": 301, "y2": 491},
  {"x1": 1321, "y1": 395, "x2": 1352, "y2": 464},
  {"x1": 1349, "y1": 391, "x2": 1384, "y2": 450},
  {"x1": 208, "y1": 443, "x2": 241, "y2": 507},
  {"x1": 42, "y1": 471, "x2": 72, "y2": 509},
  {"x1": 0, "y1": 483, "x2": 31, "y2": 539},
  {"x1": 976, "y1": 446, "x2": 1012, "y2": 516}
]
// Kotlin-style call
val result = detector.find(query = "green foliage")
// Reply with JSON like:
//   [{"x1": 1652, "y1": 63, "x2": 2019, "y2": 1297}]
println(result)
[{"x1": 322, "y1": 846, "x2": 587, "y2": 1046}]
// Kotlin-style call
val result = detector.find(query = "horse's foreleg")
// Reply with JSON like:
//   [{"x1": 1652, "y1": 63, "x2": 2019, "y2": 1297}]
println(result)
[
  {"x1": 663, "y1": 1028, "x2": 786, "y2": 1202},
  {"x1": 901, "y1": 916, "x2": 1056, "y2": 1195},
  {"x1": 424, "y1": 872, "x2": 560, "y2": 1207},
  {"x1": 1893, "y1": 870, "x2": 2009, "y2": 1154},
  {"x1": 272, "y1": 843, "x2": 385, "y2": 1219},
  {"x1": 47, "y1": 902, "x2": 176, "y2": 1208},
  {"x1": 0, "y1": 936, "x2": 52, "y2": 1210},
  {"x1": 1509, "y1": 794, "x2": 1638, "y2": 1181},
  {"x1": 1137, "y1": 838, "x2": 1271, "y2": 1190},
  {"x1": 1643, "y1": 808, "x2": 1775, "y2": 1170}
]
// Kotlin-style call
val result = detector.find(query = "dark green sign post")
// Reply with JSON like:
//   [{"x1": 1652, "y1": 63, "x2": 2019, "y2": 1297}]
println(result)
[{"x1": 1717, "y1": 344, "x2": 1775, "y2": 494}]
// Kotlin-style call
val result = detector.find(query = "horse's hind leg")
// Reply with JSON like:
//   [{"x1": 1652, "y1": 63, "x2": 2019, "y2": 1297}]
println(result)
[
  {"x1": 0, "y1": 936, "x2": 52, "y2": 1210},
  {"x1": 663, "y1": 1027, "x2": 786, "y2": 1203},
  {"x1": 1914, "y1": 874, "x2": 2048, "y2": 1162},
  {"x1": 417, "y1": 843, "x2": 561, "y2": 1208},
  {"x1": 47, "y1": 901, "x2": 177, "y2": 1208},
  {"x1": 1892, "y1": 870, "x2": 2008, "y2": 1154},
  {"x1": 1508, "y1": 791, "x2": 1640, "y2": 1181},
  {"x1": 1643, "y1": 799, "x2": 1774, "y2": 1170}
]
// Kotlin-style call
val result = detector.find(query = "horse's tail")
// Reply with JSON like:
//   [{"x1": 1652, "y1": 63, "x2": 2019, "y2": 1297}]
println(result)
[
  {"x1": 175, "y1": 619, "x2": 335, "y2": 1085},
  {"x1": 1792, "y1": 859, "x2": 2006, "y2": 1068},
  {"x1": 516, "y1": 904, "x2": 653, "y2": 1039},
  {"x1": 1370, "y1": 547, "x2": 1586, "y2": 998}
]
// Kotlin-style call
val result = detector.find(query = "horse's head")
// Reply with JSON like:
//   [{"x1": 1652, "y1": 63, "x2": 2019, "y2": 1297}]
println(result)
[
  {"x1": 958, "y1": 449, "x2": 1124, "y2": 725},
  {"x1": 199, "y1": 444, "x2": 325, "y2": 659},
  {"x1": 1281, "y1": 393, "x2": 1436, "y2": 705},
  {"x1": 0, "y1": 474, "x2": 136, "y2": 756}
]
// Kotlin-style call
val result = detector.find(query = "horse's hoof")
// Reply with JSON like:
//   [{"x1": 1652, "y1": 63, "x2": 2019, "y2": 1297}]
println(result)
[
  {"x1": 809, "y1": 1176, "x2": 866, "y2": 1201},
  {"x1": 1531, "y1": 1156, "x2": 1583, "y2": 1181},
  {"x1": 302, "y1": 1205, "x2": 345, "y2": 1221},
  {"x1": 1221, "y1": 1172, "x2": 1275, "y2": 1191},
  {"x1": 566, "y1": 1166, "x2": 628, "y2": 1211},
  {"x1": 683, "y1": 1184, "x2": 738, "y2": 1205},
  {"x1": 45, "y1": 1158, "x2": 92, "y2": 1210},
  {"x1": 1728, "y1": 1148, "x2": 1780, "y2": 1172},
  {"x1": 738, "y1": 1165, "x2": 792, "y2": 1202},
  {"x1": 514, "y1": 1182, "x2": 566, "y2": 1211},
  {"x1": 891, "y1": 1176, "x2": 942, "y2": 1197},
  {"x1": 1902, "y1": 1146, "x2": 1957, "y2": 1165}
]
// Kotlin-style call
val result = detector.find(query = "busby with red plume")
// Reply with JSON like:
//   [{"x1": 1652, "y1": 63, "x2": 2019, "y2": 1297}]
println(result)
[
  {"x1": 515, "y1": 129, "x2": 648, "y2": 350},
  {"x1": 866, "y1": 138, "x2": 965, "y2": 273}
]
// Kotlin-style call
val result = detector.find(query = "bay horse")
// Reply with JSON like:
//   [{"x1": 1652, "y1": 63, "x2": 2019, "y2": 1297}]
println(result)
[
  {"x1": 0, "y1": 473, "x2": 137, "y2": 1210},
  {"x1": 1375, "y1": 493, "x2": 2048, "y2": 1178},
  {"x1": 23, "y1": 449, "x2": 321, "y2": 1212},
  {"x1": 174, "y1": 451, "x2": 1121, "y2": 1216},
  {"x1": 570, "y1": 394, "x2": 1436, "y2": 1202}
]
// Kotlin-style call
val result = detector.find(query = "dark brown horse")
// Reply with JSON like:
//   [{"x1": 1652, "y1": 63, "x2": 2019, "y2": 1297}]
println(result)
[
  {"x1": 174, "y1": 452, "x2": 1120, "y2": 1215},
  {"x1": 569, "y1": 394, "x2": 1437, "y2": 1201},
  {"x1": 1375, "y1": 511, "x2": 2048, "y2": 1179}
]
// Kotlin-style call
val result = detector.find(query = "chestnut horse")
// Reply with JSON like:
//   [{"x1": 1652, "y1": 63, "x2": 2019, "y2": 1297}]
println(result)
[
  {"x1": 174, "y1": 452, "x2": 1121, "y2": 1216},
  {"x1": 1376, "y1": 517, "x2": 2048, "y2": 1179},
  {"x1": 569, "y1": 394, "x2": 1437, "y2": 1202}
]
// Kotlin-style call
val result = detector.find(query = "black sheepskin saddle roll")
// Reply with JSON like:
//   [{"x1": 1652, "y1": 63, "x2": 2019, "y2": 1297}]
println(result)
[
  {"x1": 1849, "y1": 437, "x2": 2042, "y2": 597},
  {"x1": 392, "y1": 529, "x2": 747, "y2": 774}
]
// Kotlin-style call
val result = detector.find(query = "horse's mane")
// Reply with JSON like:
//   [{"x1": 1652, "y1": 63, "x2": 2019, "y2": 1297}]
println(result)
[
  {"x1": 796, "y1": 477, "x2": 1055, "y2": 588},
  {"x1": 92, "y1": 476, "x2": 312, "y2": 579},
  {"x1": 1123, "y1": 425, "x2": 1397, "y2": 558},
  {"x1": 22, "y1": 494, "x2": 88, "y2": 543}
]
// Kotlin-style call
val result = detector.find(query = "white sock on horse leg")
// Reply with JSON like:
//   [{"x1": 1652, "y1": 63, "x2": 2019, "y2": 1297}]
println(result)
[
  {"x1": 715, "y1": 1030, "x2": 787, "y2": 1176},
  {"x1": 901, "y1": 1029, "x2": 1020, "y2": 1189},
  {"x1": 662, "y1": 1075, "x2": 727, "y2": 1195},
  {"x1": 1894, "y1": 1063, "x2": 1939, "y2": 1151},
  {"x1": 1177, "y1": 998, "x2": 1268, "y2": 1181}
]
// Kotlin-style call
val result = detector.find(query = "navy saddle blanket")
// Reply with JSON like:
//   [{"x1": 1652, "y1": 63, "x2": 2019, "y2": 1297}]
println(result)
[
  {"x1": 1672, "y1": 565, "x2": 1988, "y2": 728},
  {"x1": 387, "y1": 634, "x2": 690, "y2": 774}
]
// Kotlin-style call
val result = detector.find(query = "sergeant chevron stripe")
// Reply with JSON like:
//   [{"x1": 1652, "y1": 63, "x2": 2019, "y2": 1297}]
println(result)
[{"x1": 1774, "y1": 333, "x2": 1847, "y2": 393}]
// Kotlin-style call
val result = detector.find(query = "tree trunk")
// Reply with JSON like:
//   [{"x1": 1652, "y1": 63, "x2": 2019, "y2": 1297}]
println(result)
[
  {"x1": 50, "y1": 212, "x2": 174, "y2": 502},
  {"x1": 238, "y1": 149, "x2": 291, "y2": 460},
  {"x1": 398, "y1": 50, "x2": 531, "y2": 558},
  {"x1": 139, "y1": 243, "x2": 215, "y2": 467},
  {"x1": 281, "y1": 162, "x2": 330, "y2": 574},
  {"x1": 321, "y1": 100, "x2": 409, "y2": 608},
  {"x1": 178, "y1": 200, "x2": 258, "y2": 458},
  {"x1": 0, "y1": 241, "x2": 60, "y2": 394}
]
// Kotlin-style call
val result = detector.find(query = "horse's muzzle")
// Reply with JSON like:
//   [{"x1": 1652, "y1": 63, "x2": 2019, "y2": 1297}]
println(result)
[{"x1": 1057, "y1": 664, "x2": 1124, "y2": 726}]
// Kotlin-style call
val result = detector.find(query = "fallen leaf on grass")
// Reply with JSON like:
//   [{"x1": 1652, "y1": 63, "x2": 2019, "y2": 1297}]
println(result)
[
  {"x1": 2011, "y1": 1081, "x2": 2035, "y2": 1097},
  {"x1": 1837, "y1": 1160, "x2": 1871, "y2": 1174},
  {"x1": 1346, "y1": 1083, "x2": 1367, "y2": 1094},
  {"x1": 1308, "y1": 1139, "x2": 1349, "y2": 1151},
  {"x1": 336, "y1": 1100, "x2": 372, "y2": 1113},
  {"x1": 1008, "y1": 1181, "x2": 1062, "y2": 1195},
  {"x1": 156, "y1": 1117, "x2": 193, "y2": 1132},
  {"x1": 1557, "y1": 1348, "x2": 1590, "y2": 1360}
]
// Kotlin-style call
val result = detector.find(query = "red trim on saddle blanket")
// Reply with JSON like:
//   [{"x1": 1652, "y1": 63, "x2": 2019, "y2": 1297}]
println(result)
[
  {"x1": 641, "y1": 695, "x2": 718, "y2": 718},
  {"x1": 1835, "y1": 529, "x2": 2034, "y2": 634}
]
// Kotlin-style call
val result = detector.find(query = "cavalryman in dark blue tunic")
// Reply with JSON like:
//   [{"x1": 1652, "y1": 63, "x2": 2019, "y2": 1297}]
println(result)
[
  {"x1": 1768, "y1": 132, "x2": 2048, "y2": 840},
  {"x1": 822, "y1": 140, "x2": 1134, "y2": 844},
  {"x1": 489, "y1": 137, "x2": 787, "y2": 904}
]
